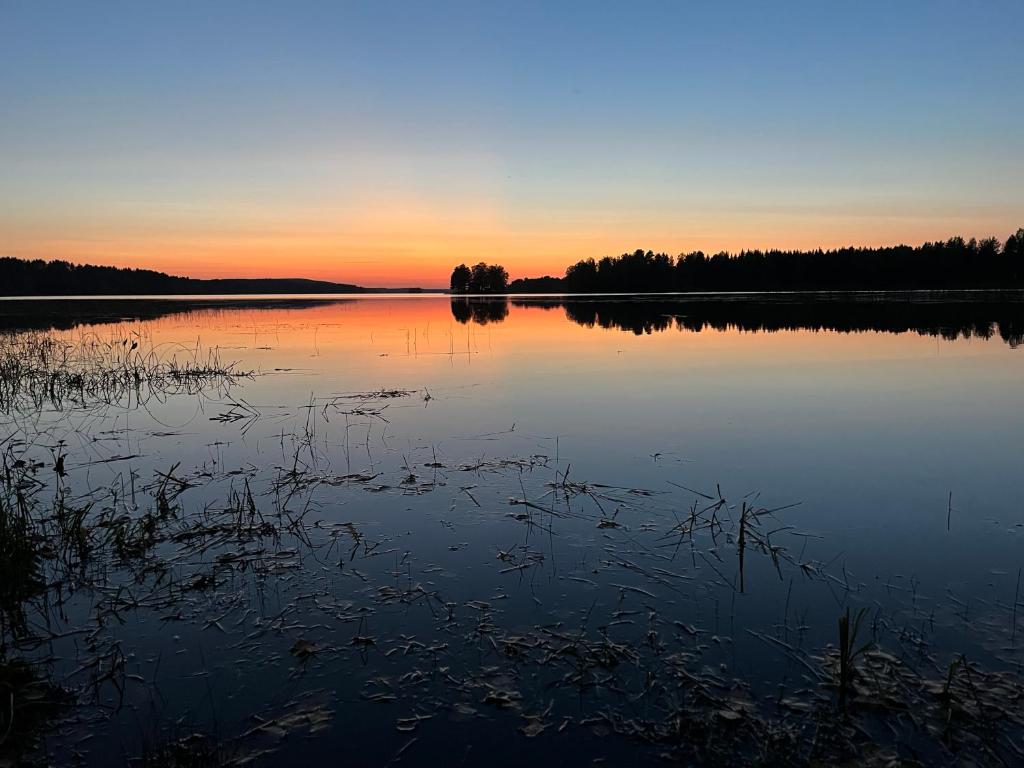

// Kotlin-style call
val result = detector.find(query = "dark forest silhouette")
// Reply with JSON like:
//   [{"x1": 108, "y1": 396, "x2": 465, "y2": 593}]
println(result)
[
  {"x1": 450, "y1": 294, "x2": 1024, "y2": 348},
  {"x1": 449, "y1": 262, "x2": 510, "y2": 294},
  {"x1": 0, "y1": 257, "x2": 369, "y2": 295},
  {"x1": 501, "y1": 229, "x2": 1024, "y2": 293},
  {"x1": 0, "y1": 257, "x2": 441, "y2": 296}
]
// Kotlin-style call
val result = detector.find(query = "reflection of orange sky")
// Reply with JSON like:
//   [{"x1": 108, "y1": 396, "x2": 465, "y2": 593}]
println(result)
[
  {"x1": 61, "y1": 297, "x2": 1014, "y2": 377},
  {"x1": 4, "y1": 198, "x2": 1018, "y2": 287}
]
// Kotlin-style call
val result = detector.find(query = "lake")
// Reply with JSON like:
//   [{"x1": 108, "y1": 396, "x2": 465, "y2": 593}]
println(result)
[{"x1": 2, "y1": 293, "x2": 1023, "y2": 766}]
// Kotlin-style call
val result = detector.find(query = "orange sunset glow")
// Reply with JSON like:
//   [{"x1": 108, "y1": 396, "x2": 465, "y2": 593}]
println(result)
[
  {"x1": 3, "y1": 1, "x2": 1021, "y2": 287},
  {"x1": 4, "y1": 203, "x2": 1020, "y2": 287}
]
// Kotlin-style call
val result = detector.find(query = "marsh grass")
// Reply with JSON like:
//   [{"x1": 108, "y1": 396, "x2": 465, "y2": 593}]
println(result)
[
  {"x1": 136, "y1": 735, "x2": 232, "y2": 768},
  {"x1": 0, "y1": 330, "x2": 250, "y2": 412},
  {"x1": 0, "y1": 456, "x2": 45, "y2": 645},
  {"x1": 836, "y1": 606, "x2": 872, "y2": 708},
  {"x1": 1, "y1": 434, "x2": 1022, "y2": 766}
]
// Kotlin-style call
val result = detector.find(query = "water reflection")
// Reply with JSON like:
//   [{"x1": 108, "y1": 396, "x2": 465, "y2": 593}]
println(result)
[
  {"x1": 449, "y1": 293, "x2": 1024, "y2": 347},
  {"x1": 3, "y1": 294, "x2": 1024, "y2": 765},
  {"x1": 450, "y1": 296, "x2": 509, "y2": 325},
  {"x1": 0, "y1": 297, "x2": 355, "y2": 331}
]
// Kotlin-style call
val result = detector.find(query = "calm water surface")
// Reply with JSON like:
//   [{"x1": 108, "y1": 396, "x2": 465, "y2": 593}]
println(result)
[{"x1": 3, "y1": 294, "x2": 1023, "y2": 766}]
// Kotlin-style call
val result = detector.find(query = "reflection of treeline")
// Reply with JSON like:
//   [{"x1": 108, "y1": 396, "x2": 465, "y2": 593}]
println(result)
[
  {"x1": 449, "y1": 294, "x2": 1024, "y2": 347},
  {"x1": 0, "y1": 298, "x2": 354, "y2": 332},
  {"x1": 540, "y1": 296, "x2": 1024, "y2": 347},
  {"x1": 507, "y1": 230, "x2": 1024, "y2": 293},
  {"x1": 450, "y1": 297, "x2": 509, "y2": 324},
  {"x1": 0, "y1": 257, "x2": 371, "y2": 296}
]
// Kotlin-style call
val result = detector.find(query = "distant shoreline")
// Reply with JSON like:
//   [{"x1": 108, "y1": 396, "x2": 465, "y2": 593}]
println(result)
[
  {"x1": 4, "y1": 288, "x2": 1024, "y2": 301},
  {"x1": 0, "y1": 256, "x2": 447, "y2": 296},
  {"x1": 0, "y1": 292, "x2": 448, "y2": 300}
]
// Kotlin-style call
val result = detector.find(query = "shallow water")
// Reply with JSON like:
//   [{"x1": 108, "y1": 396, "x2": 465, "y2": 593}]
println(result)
[{"x1": 3, "y1": 293, "x2": 1023, "y2": 766}]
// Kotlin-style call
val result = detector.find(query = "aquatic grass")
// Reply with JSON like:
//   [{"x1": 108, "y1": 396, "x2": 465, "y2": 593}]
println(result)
[
  {"x1": 0, "y1": 455, "x2": 46, "y2": 646},
  {"x1": 0, "y1": 330, "x2": 251, "y2": 413},
  {"x1": 836, "y1": 606, "x2": 872, "y2": 709},
  {"x1": 136, "y1": 734, "x2": 233, "y2": 768},
  {"x1": 0, "y1": 439, "x2": 1022, "y2": 766}
]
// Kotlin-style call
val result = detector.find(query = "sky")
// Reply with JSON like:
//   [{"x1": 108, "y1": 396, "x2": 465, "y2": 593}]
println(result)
[{"x1": 2, "y1": 0, "x2": 1023, "y2": 287}]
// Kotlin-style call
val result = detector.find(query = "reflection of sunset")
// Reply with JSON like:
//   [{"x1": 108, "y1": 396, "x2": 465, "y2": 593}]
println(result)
[{"x1": 61, "y1": 297, "x2": 1016, "y2": 385}]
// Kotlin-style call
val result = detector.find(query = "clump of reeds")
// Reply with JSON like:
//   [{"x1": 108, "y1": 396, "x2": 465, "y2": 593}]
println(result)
[
  {"x1": 134, "y1": 732, "x2": 236, "y2": 768},
  {"x1": 0, "y1": 456, "x2": 45, "y2": 644},
  {"x1": 836, "y1": 606, "x2": 871, "y2": 709},
  {"x1": 0, "y1": 330, "x2": 251, "y2": 413}
]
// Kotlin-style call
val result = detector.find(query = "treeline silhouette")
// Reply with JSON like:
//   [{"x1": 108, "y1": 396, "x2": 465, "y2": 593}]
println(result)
[
  {"x1": 0, "y1": 257, "x2": 377, "y2": 296},
  {"x1": 450, "y1": 294, "x2": 1024, "y2": 348},
  {"x1": 450, "y1": 262, "x2": 509, "y2": 294},
  {"x1": 501, "y1": 229, "x2": 1024, "y2": 293}
]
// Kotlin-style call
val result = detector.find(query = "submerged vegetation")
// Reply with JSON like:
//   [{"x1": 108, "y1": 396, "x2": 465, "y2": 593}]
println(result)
[{"x1": 0, "y1": 306, "x2": 1021, "y2": 766}]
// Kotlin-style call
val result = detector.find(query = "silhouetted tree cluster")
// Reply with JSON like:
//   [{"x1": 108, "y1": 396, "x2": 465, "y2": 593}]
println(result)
[
  {"x1": 449, "y1": 262, "x2": 509, "y2": 294},
  {"x1": 0, "y1": 257, "x2": 369, "y2": 296},
  {"x1": 513, "y1": 229, "x2": 1024, "y2": 293}
]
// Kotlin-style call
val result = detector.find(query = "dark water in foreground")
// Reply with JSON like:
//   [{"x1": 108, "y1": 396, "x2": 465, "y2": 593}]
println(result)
[{"x1": 2, "y1": 293, "x2": 1023, "y2": 766}]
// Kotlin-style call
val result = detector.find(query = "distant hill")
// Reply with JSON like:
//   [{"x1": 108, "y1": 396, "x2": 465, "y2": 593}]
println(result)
[{"x1": 0, "y1": 257, "x2": 441, "y2": 296}]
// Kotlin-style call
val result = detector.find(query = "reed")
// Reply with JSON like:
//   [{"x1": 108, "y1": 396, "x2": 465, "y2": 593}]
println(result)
[{"x1": 836, "y1": 606, "x2": 871, "y2": 709}]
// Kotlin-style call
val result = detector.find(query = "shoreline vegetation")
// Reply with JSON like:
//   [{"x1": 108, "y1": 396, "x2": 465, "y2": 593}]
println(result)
[{"x1": 451, "y1": 228, "x2": 1024, "y2": 294}]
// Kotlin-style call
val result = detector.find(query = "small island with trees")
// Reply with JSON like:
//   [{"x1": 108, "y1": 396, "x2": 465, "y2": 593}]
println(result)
[{"x1": 448, "y1": 262, "x2": 510, "y2": 294}]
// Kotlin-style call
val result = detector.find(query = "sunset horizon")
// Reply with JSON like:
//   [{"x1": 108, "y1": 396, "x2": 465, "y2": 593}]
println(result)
[
  {"x1": 8, "y1": 224, "x2": 1024, "y2": 288},
  {"x1": 4, "y1": 2, "x2": 1022, "y2": 288}
]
